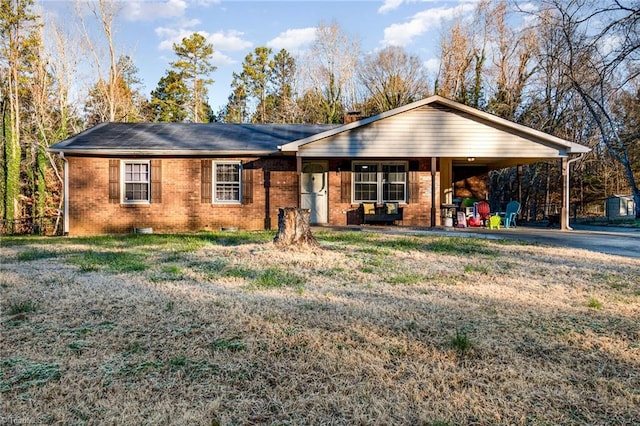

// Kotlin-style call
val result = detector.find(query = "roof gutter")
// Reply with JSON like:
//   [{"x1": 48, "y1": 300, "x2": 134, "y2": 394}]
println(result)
[{"x1": 47, "y1": 149, "x2": 278, "y2": 156}]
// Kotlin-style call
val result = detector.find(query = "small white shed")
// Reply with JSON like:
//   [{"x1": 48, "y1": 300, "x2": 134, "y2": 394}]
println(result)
[{"x1": 606, "y1": 195, "x2": 635, "y2": 219}]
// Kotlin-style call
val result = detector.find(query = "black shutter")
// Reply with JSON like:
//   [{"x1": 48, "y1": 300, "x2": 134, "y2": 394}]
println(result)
[
  {"x1": 408, "y1": 171, "x2": 420, "y2": 203},
  {"x1": 109, "y1": 160, "x2": 120, "y2": 203},
  {"x1": 341, "y1": 171, "x2": 351, "y2": 203},
  {"x1": 150, "y1": 160, "x2": 162, "y2": 203},
  {"x1": 242, "y1": 167, "x2": 253, "y2": 204}
]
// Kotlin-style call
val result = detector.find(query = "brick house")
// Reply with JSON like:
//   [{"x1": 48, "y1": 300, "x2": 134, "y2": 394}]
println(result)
[{"x1": 48, "y1": 96, "x2": 590, "y2": 235}]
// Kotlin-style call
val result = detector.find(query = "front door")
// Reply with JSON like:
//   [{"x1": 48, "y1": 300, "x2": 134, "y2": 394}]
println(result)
[{"x1": 301, "y1": 162, "x2": 328, "y2": 224}]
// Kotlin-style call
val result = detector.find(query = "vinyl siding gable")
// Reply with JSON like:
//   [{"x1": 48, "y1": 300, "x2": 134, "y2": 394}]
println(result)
[{"x1": 297, "y1": 104, "x2": 566, "y2": 158}]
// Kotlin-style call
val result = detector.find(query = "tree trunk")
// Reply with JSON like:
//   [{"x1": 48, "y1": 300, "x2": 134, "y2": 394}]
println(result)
[{"x1": 273, "y1": 207, "x2": 319, "y2": 248}]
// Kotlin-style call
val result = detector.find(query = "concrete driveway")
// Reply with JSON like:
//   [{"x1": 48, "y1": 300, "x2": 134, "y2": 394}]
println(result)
[{"x1": 411, "y1": 224, "x2": 640, "y2": 259}]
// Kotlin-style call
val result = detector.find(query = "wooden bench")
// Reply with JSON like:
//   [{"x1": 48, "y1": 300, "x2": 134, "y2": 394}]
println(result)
[{"x1": 361, "y1": 202, "x2": 403, "y2": 224}]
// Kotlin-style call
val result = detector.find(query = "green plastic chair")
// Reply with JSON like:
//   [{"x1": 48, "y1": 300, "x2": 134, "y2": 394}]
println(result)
[
  {"x1": 489, "y1": 215, "x2": 501, "y2": 229},
  {"x1": 504, "y1": 201, "x2": 521, "y2": 228}
]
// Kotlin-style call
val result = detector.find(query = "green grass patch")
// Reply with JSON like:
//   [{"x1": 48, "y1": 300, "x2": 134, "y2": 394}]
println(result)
[
  {"x1": 587, "y1": 297, "x2": 603, "y2": 309},
  {"x1": 68, "y1": 250, "x2": 149, "y2": 273},
  {"x1": 68, "y1": 340, "x2": 90, "y2": 355},
  {"x1": 119, "y1": 360, "x2": 163, "y2": 377},
  {"x1": 464, "y1": 264, "x2": 490, "y2": 274},
  {"x1": 168, "y1": 356, "x2": 220, "y2": 379},
  {"x1": 224, "y1": 265, "x2": 256, "y2": 279},
  {"x1": 211, "y1": 338, "x2": 246, "y2": 352},
  {"x1": 254, "y1": 267, "x2": 305, "y2": 289},
  {"x1": 150, "y1": 264, "x2": 185, "y2": 282},
  {"x1": 385, "y1": 272, "x2": 425, "y2": 285},
  {"x1": 356, "y1": 245, "x2": 392, "y2": 255},
  {"x1": 69, "y1": 321, "x2": 115, "y2": 337},
  {"x1": 379, "y1": 237, "x2": 424, "y2": 251},
  {"x1": 450, "y1": 329, "x2": 473, "y2": 354},
  {"x1": 426, "y1": 237, "x2": 495, "y2": 255},
  {"x1": 315, "y1": 230, "x2": 377, "y2": 245},
  {"x1": 0, "y1": 358, "x2": 61, "y2": 392},
  {"x1": 15, "y1": 248, "x2": 60, "y2": 262},
  {"x1": 6, "y1": 300, "x2": 38, "y2": 315}
]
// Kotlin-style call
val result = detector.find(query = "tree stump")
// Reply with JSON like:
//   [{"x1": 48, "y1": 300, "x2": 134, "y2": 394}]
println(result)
[{"x1": 273, "y1": 207, "x2": 319, "y2": 248}]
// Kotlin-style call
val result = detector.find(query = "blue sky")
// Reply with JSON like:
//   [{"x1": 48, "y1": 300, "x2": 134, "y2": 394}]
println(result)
[{"x1": 41, "y1": 0, "x2": 481, "y2": 112}]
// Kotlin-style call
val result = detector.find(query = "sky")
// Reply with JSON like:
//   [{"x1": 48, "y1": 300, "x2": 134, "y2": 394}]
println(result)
[{"x1": 40, "y1": 0, "x2": 482, "y2": 112}]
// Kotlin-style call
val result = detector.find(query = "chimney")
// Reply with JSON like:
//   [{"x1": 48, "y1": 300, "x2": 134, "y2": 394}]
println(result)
[{"x1": 343, "y1": 111, "x2": 364, "y2": 124}]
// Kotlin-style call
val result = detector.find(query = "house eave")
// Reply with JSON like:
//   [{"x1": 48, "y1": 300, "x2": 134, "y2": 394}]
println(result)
[{"x1": 46, "y1": 148, "x2": 279, "y2": 157}]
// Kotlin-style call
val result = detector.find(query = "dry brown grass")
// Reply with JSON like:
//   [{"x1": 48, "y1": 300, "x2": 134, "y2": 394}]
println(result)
[{"x1": 1, "y1": 230, "x2": 639, "y2": 425}]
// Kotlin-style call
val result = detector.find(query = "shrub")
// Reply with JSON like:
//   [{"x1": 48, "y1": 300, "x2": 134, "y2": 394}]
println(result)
[{"x1": 451, "y1": 329, "x2": 473, "y2": 354}]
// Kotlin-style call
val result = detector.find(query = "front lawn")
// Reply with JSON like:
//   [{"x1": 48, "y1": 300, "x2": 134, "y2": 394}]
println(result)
[{"x1": 1, "y1": 230, "x2": 639, "y2": 425}]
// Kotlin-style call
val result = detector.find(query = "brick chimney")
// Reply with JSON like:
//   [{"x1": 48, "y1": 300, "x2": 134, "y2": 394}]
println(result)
[{"x1": 343, "y1": 111, "x2": 364, "y2": 124}]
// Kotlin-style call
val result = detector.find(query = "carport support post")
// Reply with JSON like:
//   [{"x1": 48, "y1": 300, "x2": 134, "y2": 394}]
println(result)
[
  {"x1": 561, "y1": 157, "x2": 569, "y2": 231},
  {"x1": 431, "y1": 157, "x2": 437, "y2": 227}
]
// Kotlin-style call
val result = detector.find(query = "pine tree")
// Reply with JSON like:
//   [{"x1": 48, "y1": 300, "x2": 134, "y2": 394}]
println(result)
[
  {"x1": 149, "y1": 70, "x2": 189, "y2": 122},
  {"x1": 170, "y1": 33, "x2": 216, "y2": 123}
]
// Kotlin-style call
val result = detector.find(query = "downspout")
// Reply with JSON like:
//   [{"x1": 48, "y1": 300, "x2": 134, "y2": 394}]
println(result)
[
  {"x1": 564, "y1": 153, "x2": 586, "y2": 231},
  {"x1": 59, "y1": 152, "x2": 69, "y2": 235}
]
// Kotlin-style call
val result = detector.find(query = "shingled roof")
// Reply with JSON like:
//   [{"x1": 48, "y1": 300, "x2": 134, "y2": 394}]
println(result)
[{"x1": 48, "y1": 122, "x2": 339, "y2": 155}]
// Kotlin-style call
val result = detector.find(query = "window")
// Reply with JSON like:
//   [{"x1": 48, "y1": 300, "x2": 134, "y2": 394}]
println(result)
[
  {"x1": 382, "y1": 164, "x2": 407, "y2": 202},
  {"x1": 353, "y1": 162, "x2": 406, "y2": 203},
  {"x1": 123, "y1": 161, "x2": 150, "y2": 203},
  {"x1": 353, "y1": 164, "x2": 378, "y2": 202},
  {"x1": 214, "y1": 162, "x2": 241, "y2": 203}
]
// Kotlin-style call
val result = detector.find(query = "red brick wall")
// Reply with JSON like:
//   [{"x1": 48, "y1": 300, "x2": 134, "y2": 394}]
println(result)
[
  {"x1": 66, "y1": 155, "x2": 443, "y2": 235},
  {"x1": 324, "y1": 158, "x2": 439, "y2": 227},
  {"x1": 66, "y1": 156, "x2": 298, "y2": 235}
]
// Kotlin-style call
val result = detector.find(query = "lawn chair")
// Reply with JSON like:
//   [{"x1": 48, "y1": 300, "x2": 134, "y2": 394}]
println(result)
[
  {"x1": 504, "y1": 201, "x2": 521, "y2": 228},
  {"x1": 489, "y1": 214, "x2": 501, "y2": 229},
  {"x1": 472, "y1": 201, "x2": 491, "y2": 227}
]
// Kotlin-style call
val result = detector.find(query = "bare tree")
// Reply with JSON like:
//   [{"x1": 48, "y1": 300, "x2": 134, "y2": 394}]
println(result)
[
  {"x1": 358, "y1": 45, "x2": 430, "y2": 114},
  {"x1": 531, "y1": 0, "x2": 640, "y2": 218},
  {"x1": 435, "y1": 0, "x2": 493, "y2": 107},
  {"x1": 487, "y1": 1, "x2": 539, "y2": 121},
  {"x1": 76, "y1": 0, "x2": 122, "y2": 122},
  {"x1": 1, "y1": 0, "x2": 39, "y2": 224},
  {"x1": 300, "y1": 21, "x2": 360, "y2": 123}
]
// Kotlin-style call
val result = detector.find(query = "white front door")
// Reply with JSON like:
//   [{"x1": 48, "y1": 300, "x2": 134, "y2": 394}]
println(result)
[{"x1": 301, "y1": 162, "x2": 328, "y2": 224}]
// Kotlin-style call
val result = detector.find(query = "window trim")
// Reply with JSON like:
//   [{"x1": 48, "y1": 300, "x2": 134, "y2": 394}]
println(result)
[
  {"x1": 213, "y1": 161, "x2": 242, "y2": 204},
  {"x1": 121, "y1": 160, "x2": 151, "y2": 204},
  {"x1": 352, "y1": 161, "x2": 408, "y2": 204}
]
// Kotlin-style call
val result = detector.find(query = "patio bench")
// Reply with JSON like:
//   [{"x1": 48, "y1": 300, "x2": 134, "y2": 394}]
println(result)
[{"x1": 361, "y1": 202, "x2": 403, "y2": 224}]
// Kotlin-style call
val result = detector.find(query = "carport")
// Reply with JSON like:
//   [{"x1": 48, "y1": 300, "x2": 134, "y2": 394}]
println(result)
[{"x1": 281, "y1": 96, "x2": 591, "y2": 230}]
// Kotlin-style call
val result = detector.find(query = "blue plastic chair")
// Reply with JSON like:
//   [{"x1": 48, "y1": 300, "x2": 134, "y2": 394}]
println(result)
[{"x1": 504, "y1": 201, "x2": 521, "y2": 228}]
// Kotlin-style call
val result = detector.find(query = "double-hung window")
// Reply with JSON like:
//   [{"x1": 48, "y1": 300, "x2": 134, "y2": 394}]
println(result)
[
  {"x1": 123, "y1": 161, "x2": 150, "y2": 203},
  {"x1": 214, "y1": 162, "x2": 241, "y2": 203},
  {"x1": 382, "y1": 164, "x2": 407, "y2": 202},
  {"x1": 353, "y1": 164, "x2": 378, "y2": 202},
  {"x1": 353, "y1": 161, "x2": 407, "y2": 203}
]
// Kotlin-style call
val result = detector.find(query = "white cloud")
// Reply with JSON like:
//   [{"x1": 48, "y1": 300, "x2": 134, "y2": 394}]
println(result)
[
  {"x1": 122, "y1": 0, "x2": 187, "y2": 22},
  {"x1": 382, "y1": 2, "x2": 476, "y2": 47},
  {"x1": 155, "y1": 26, "x2": 252, "y2": 66},
  {"x1": 208, "y1": 30, "x2": 253, "y2": 51},
  {"x1": 423, "y1": 57, "x2": 439, "y2": 74},
  {"x1": 211, "y1": 50, "x2": 235, "y2": 66},
  {"x1": 155, "y1": 26, "x2": 197, "y2": 50},
  {"x1": 378, "y1": 0, "x2": 405, "y2": 14},
  {"x1": 266, "y1": 27, "x2": 317, "y2": 54}
]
